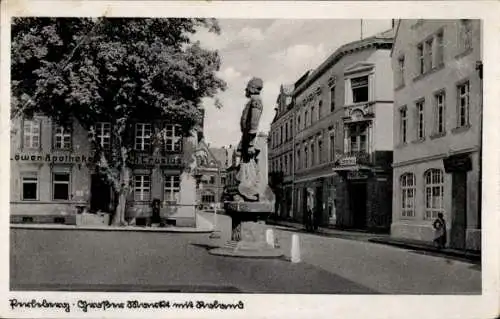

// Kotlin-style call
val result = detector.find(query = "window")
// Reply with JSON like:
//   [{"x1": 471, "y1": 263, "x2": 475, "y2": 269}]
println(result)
[
  {"x1": 397, "y1": 55, "x2": 405, "y2": 87},
  {"x1": 304, "y1": 110, "x2": 308, "y2": 127},
  {"x1": 164, "y1": 174, "x2": 180, "y2": 202},
  {"x1": 53, "y1": 172, "x2": 70, "y2": 200},
  {"x1": 311, "y1": 106, "x2": 315, "y2": 123},
  {"x1": 297, "y1": 116, "x2": 301, "y2": 133},
  {"x1": 209, "y1": 176, "x2": 215, "y2": 184},
  {"x1": 284, "y1": 156, "x2": 288, "y2": 175},
  {"x1": 304, "y1": 144, "x2": 308, "y2": 168},
  {"x1": 164, "y1": 124, "x2": 182, "y2": 152},
  {"x1": 424, "y1": 38, "x2": 433, "y2": 71},
  {"x1": 435, "y1": 92, "x2": 446, "y2": 134},
  {"x1": 330, "y1": 86, "x2": 336, "y2": 112},
  {"x1": 318, "y1": 139, "x2": 323, "y2": 164},
  {"x1": 23, "y1": 119, "x2": 40, "y2": 149},
  {"x1": 400, "y1": 107, "x2": 408, "y2": 144},
  {"x1": 457, "y1": 81, "x2": 470, "y2": 127},
  {"x1": 400, "y1": 173, "x2": 416, "y2": 217},
  {"x1": 54, "y1": 125, "x2": 72, "y2": 150},
  {"x1": 416, "y1": 100, "x2": 425, "y2": 140},
  {"x1": 329, "y1": 134, "x2": 335, "y2": 162},
  {"x1": 318, "y1": 101, "x2": 323, "y2": 120},
  {"x1": 296, "y1": 148, "x2": 301, "y2": 170},
  {"x1": 202, "y1": 193, "x2": 215, "y2": 203},
  {"x1": 459, "y1": 19, "x2": 473, "y2": 51},
  {"x1": 221, "y1": 176, "x2": 226, "y2": 185},
  {"x1": 96, "y1": 122, "x2": 111, "y2": 149},
  {"x1": 135, "y1": 123, "x2": 151, "y2": 151},
  {"x1": 284, "y1": 123, "x2": 288, "y2": 141},
  {"x1": 424, "y1": 169, "x2": 444, "y2": 219},
  {"x1": 289, "y1": 153, "x2": 293, "y2": 174},
  {"x1": 348, "y1": 124, "x2": 368, "y2": 153},
  {"x1": 417, "y1": 43, "x2": 425, "y2": 75},
  {"x1": 289, "y1": 120, "x2": 293, "y2": 137},
  {"x1": 134, "y1": 175, "x2": 151, "y2": 201},
  {"x1": 280, "y1": 126, "x2": 283, "y2": 144},
  {"x1": 351, "y1": 76, "x2": 369, "y2": 103},
  {"x1": 436, "y1": 31, "x2": 444, "y2": 66},
  {"x1": 310, "y1": 143, "x2": 315, "y2": 166},
  {"x1": 21, "y1": 173, "x2": 38, "y2": 201}
]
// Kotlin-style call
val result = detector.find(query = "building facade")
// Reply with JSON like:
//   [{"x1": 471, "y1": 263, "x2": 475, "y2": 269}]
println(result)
[
  {"x1": 390, "y1": 19, "x2": 482, "y2": 250},
  {"x1": 10, "y1": 115, "x2": 202, "y2": 226},
  {"x1": 269, "y1": 28, "x2": 396, "y2": 232},
  {"x1": 195, "y1": 143, "x2": 230, "y2": 210},
  {"x1": 269, "y1": 84, "x2": 295, "y2": 220}
]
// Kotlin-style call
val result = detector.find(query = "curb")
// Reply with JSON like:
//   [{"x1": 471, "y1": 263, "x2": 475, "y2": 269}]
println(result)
[
  {"x1": 10, "y1": 224, "x2": 214, "y2": 234},
  {"x1": 368, "y1": 238, "x2": 481, "y2": 262}
]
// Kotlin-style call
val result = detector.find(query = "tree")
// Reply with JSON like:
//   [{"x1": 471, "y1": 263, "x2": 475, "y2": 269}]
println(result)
[{"x1": 11, "y1": 17, "x2": 227, "y2": 225}]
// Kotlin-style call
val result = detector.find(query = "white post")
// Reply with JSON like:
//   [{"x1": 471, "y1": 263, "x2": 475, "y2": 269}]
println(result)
[{"x1": 291, "y1": 233, "x2": 301, "y2": 263}]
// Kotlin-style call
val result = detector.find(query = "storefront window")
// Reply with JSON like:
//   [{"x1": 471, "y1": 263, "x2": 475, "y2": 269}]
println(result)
[
  {"x1": 54, "y1": 125, "x2": 72, "y2": 150},
  {"x1": 21, "y1": 173, "x2": 38, "y2": 201},
  {"x1": 53, "y1": 172, "x2": 70, "y2": 200},
  {"x1": 134, "y1": 175, "x2": 151, "y2": 201},
  {"x1": 164, "y1": 174, "x2": 180, "y2": 203},
  {"x1": 424, "y1": 169, "x2": 444, "y2": 219}
]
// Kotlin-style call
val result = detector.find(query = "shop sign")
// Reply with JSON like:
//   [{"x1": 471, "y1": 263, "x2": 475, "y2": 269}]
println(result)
[
  {"x1": 12, "y1": 153, "x2": 92, "y2": 163},
  {"x1": 129, "y1": 155, "x2": 182, "y2": 166},
  {"x1": 339, "y1": 156, "x2": 357, "y2": 166},
  {"x1": 347, "y1": 171, "x2": 369, "y2": 180}
]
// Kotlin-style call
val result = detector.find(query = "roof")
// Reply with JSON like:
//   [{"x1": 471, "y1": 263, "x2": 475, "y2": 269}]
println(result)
[
  {"x1": 209, "y1": 147, "x2": 229, "y2": 169},
  {"x1": 293, "y1": 28, "x2": 395, "y2": 97}
]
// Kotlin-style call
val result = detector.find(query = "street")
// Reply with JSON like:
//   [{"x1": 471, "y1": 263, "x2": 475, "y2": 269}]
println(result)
[{"x1": 10, "y1": 212, "x2": 480, "y2": 294}]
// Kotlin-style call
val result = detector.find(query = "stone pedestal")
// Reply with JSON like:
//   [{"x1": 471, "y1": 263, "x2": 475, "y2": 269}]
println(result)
[{"x1": 209, "y1": 201, "x2": 283, "y2": 259}]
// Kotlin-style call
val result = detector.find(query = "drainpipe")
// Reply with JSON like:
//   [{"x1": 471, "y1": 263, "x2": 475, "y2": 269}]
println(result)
[
  {"x1": 476, "y1": 60, "x2": 483, "y2": 230},
  {"x1": 291, "y1": 104, "x2": 296, "y2": 221}
]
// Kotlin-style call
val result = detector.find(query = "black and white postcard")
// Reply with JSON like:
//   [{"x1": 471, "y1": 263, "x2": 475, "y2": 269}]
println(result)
[{"x1": 1, "y1": 1, "x2": 499, "y2": 318}]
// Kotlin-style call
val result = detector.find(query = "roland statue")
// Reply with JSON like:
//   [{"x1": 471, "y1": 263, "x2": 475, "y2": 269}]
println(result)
[{"x1": 231, "y1": 77, "x2": 274, "y2": 204}]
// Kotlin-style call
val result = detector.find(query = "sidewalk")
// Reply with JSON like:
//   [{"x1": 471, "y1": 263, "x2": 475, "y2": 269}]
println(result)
[
  {"x1": 266, "y1": 219, "x2": 481, "y2": 262},
  {"x1": 10, "y1": 213, "x2": 215, "y2": 233}
]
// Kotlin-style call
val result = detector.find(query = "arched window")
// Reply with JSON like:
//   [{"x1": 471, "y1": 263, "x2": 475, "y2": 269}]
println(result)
[
  {"x1": 400, "y1": 173, "x2": 416, "y2": 217},
  {"x1": 424, "y1": 169, "x2": 444, "y2": 219}
]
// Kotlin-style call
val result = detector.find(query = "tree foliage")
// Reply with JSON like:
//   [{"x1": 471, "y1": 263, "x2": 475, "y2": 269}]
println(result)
[
  {"x1": 11, "y1": 17, "x2": 226, "y2": 131},
  {"x1": 11, "y1": 17, "x2": 227, "y2": 225}
]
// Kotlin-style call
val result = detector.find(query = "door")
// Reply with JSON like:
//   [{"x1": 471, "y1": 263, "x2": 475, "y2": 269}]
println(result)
[
  {"x1": 348, "y1": 182, "x2": 367, "y2": 229},
  {"x1": 450, "y1": 171, "x2": 467, "y2": 249},
  {"x1": 90, "y1": 174, "x2": 111, "y2": 213},
  {"x1": 315, "y1": 186, "x2": 323, "y2": 227}
]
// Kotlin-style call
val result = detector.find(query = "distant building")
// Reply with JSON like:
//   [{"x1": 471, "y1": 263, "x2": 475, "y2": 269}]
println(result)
[
  {"x1": 269, "y1": 84, "x2": 295, "y2": 219},
  {"x1": 390, "y1": 19, "x2": 482, "y2": 250},
  {"x1": 195, "y1": 142, "x2": 231, "y2": 209},
  {"x1": 269, "y1": 28, "x2": 396, "y2": 231}
]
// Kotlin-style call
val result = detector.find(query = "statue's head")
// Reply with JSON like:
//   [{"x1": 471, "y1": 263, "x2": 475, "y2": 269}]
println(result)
[{"x1": 245, "y1": 77, "x2": 263, "y2": 97}]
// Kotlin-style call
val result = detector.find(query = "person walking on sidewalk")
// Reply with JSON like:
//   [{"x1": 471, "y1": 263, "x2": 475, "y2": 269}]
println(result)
[
  {"x1": 305, "y1": 188, "x2": 315, "y2": 232},
  {"x1": 432, "y1": 213, "x2": 447, "y2": 249}
]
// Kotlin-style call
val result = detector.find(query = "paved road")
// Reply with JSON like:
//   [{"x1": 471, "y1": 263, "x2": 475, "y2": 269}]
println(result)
[
  {"x1": 203, "y1": 211, "x2": 481, "y2": 294},
  {"x1": 10, "y1": 227, "x2": 374, "y2": 294},
  {"x1": 10, "y1": 212, "x2": 480, "y2": 294}
]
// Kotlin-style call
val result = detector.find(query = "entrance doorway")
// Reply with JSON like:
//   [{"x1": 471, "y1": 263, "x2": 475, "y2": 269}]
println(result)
[
  {"x1": 348, "y1": 182, "x2": 367, "y2": 229},
  {"x1": 450, "y1": 171, "x2": 467, "y2": 249},
  {"x1": 90, "y1": 174, "x2": 112, "y2": 213}
]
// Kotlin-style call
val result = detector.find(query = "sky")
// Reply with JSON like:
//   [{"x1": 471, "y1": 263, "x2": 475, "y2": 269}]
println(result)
[{"x1": 192, "y1": 19, "x2": 393, "y2": 148}]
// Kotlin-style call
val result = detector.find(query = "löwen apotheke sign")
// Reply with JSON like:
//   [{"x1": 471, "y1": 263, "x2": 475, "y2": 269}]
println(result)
[{"x1": 12, "y1": 153, "x2": 183, "y2": 166}]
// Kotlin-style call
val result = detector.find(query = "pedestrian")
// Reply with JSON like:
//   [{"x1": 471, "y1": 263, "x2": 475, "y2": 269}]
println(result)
[
  {"x1": 306, "y1": 188, "x2": 315, "y2": 232},
  {"x1": 432, "y1": 212, "x2": 447, "y2": 249}
]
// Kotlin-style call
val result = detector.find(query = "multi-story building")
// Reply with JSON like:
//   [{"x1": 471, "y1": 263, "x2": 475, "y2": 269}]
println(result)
[
  {"x1": 269, "y1": 28, "x2": 396, "y2": 232},
  {"x1": 10, "y1": 115, "x2": 203, "y2": 226},
  {"x1": 195, "y1": 143, "x2": 230, "y2": 210},
  {"x1": 390, "y1": 19, "x2": 482, "y2": 250},
  {"x1": 292, "y1": 28, "x2": 395, "y2": 232},
  {"x1": 268, "y1": 84, "x2": 295, "y2": 219}
]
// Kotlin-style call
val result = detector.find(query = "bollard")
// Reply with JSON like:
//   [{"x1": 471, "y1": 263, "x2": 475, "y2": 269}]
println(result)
[
  {"x1": 266, "y1": 229, "x2": 275, "y2": 248},
  {"x1": 291, "y1": 234, "x2": 301, "y2": 263}
]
